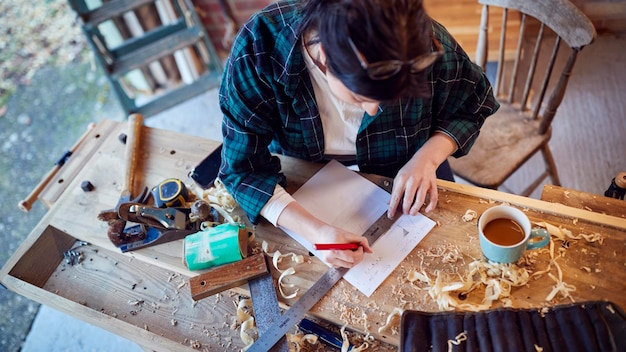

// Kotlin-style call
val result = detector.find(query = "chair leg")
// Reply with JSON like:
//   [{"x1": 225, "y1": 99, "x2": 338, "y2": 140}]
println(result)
[{"x1": 541, "y1": 144, "x2": 561, "y2": 186}]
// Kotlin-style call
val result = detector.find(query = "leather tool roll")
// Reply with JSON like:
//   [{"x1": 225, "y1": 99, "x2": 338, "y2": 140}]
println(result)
[{"x1": 400, "y1": 301, "x2": 626, "y2": 352}]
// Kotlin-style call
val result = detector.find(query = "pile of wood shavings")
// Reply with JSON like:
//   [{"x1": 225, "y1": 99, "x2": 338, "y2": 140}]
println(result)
[
  {"x1": 198, "y1": 178, "x2": 241, "y2": 224},
  {"x1": 403, "y1": 220, "x2": 606, "y2": 313},
  {"x1": 262, "y1": 241, "x2": 304, "y2": 299}
]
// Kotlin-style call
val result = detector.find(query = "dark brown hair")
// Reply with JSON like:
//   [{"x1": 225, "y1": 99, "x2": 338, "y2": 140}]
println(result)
[{"x1": 298, "y1": 0, "x2": 434, "y2": 101}]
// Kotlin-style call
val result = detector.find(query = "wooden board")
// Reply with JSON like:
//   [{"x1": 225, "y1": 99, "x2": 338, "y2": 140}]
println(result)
[
  {"x1": 542, "y1": 184, "x2": 626, "y2": 219},
  {"x1": 252, "y1": 176, "x2": 626, "y2": 346},
  {"x1": 3, "y1": 120, "x2": 626, "y2": 350}
]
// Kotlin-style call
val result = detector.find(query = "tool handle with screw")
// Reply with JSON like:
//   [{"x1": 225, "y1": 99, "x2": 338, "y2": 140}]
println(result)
[
  {"x1": 604, "y1": 172, "x2": 626, "y2": 200},
  {"x1": 18, "y1": 123, "x2": 96, "y2": 212}
]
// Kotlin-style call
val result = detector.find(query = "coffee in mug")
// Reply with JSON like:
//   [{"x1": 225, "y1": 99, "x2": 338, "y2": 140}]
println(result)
[
  {"x1": 478, "y1": 205, "x2": 550, "y2": 263},
  {"x1": 482, "y1": 218, "x2": 525, "y2": 246}
]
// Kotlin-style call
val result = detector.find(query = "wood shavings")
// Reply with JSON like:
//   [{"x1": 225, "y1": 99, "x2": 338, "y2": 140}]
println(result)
[
  {"x1": 607, "y1": 304, "x2": 615, "y2": 314},
  {"x1": 407, "y1": 259, "x2": 532, "y2": 312},
  {"x1": 278, "y1": 267, "x2": 299, "y2": 299},
  {"x1": 534, "y1": 221, "x2": 604, "y2": 244},
  {"x1": 407, "y1": 268, "x2": 430, "y2": 284},
  {"x1": 235, "y1": 299, "x2": 253, "y2": 322},
  {"x1": 262, "y1": 241, "x2": 304, "y2": 272},
  {"x1": 190, "y1": 340, "x2": 201, "y2": 349},
  {"x1": 212, "y1": 204, "x2": 239, "y2": 224},
  {"x1": 425, "y1": 244, "x2": 462, "y2": 264},
  {"x1": 340, "y1": 325, "x2": 369, "y2": 352},
  {"x1": 202, "y1": 178, "x2": 237, "y2": 212},
  {"x1": 377, "y1": 308, "x2": 403, "y2": 334},
  {"x1": 198, "y1": 178, "x2": 241, "y2": 224},
  {"x1": 580, "y1": 233, "x2": 604, "y2": 244},
  {"x1": 262, "y1": 241, "x2": 304, "y2": 299},
  {"x1": 287, "y1": 332, "x2": 318, "y2": 352},
  {"x1": 235, "y1": 298, "x2": 256, "y2": 350},
  {"x1": 534, "y1": 222, "x2": 571, "y2": 241},
  {"x1": 447, "y1": 331, "x2": 467, "y2": 352},
  {"x1": 271, "y1": 250, "x2": 304, "y2": 273},
  {"x1": 545, "y1": 258, "x2": 576, "y2": 302},
  {"x1": 461, "y1": 209, "x2": 477, "y2": 222},
  {"x1": 240, "y1": 317, "x2": 256, "y2": 350}
]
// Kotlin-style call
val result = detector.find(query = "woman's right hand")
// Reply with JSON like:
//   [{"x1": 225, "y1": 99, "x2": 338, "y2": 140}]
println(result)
[
  {"x1": 276, "y1": 202, "x2": 372, "y2": 268},
  {"x1": 313, "y1": 223, "x2": 373, "y2": 268}
]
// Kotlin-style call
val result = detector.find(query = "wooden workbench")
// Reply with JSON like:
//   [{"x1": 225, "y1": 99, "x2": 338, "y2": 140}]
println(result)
[{"x1": 2, "y1": 120, "x2": 625, "y2": 351}]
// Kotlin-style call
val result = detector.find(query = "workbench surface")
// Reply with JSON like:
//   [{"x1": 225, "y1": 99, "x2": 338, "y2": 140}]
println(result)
[{"x1": 2, "y1": 120, "x2": 625, "y2": 351}]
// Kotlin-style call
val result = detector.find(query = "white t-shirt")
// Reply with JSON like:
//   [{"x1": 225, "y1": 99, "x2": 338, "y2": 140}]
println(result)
[{"x1": 259, "y1": 36, "x2": 365, "y2": 225}]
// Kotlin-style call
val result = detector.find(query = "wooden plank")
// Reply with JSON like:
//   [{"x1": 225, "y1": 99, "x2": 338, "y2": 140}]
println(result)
[
  {"x1": 252, "y1": 177, "x2": 626, "y2": 346},
  {"x1": 135, "y1": 71, "x2": 221, "y2": 117},
  {"x1": 7, "y1": 226, "x2": 76, "y2": 288},
  {"x1": 3, "y1": 242, "x2": 245, "y2": 351},
  {"x1": 439, "y1": 180, "x2": 626, "y2": 230},
  {"x1": 541, "y1": 184, "x2": 626, "y2": 219},
  {"x1": 190, "y1": 253, "x2": 270, "y2": 301},
  {"x1": 1, "y1": 211, "x2": 245, "y2": 350},
  {"x1": 3, "y1": 120, "x2": 626, "y2": 349},
  {"x1": 424, "y1": 0, "x2": 522, "y2": 60},
  {"x1": 83, "y1": 0, "x2": 155, "y2": 25},
  {"x1": 111, "y1": 27, "x2": 203, "y2": 77},
  {"x1": 581, "y1": 2, "x2": 626, "y2": 20},
  {"x1": 39, "y1": 121, "x2": 222, "y2": 277},
  {"x1": 39, "y1": 120, "x2": 117, "y2": 209},
  {"x1": 111, "y1": 19, "x2": 187, "y2": 58}
]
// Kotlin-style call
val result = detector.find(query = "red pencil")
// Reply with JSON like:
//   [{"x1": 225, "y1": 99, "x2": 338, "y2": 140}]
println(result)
[{"x1": 314, "y1": 243, "x2": 360, "y2": 251}]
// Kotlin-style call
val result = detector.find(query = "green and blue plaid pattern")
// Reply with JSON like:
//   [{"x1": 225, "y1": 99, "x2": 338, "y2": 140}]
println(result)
[{"x1": 218, "y1": 0, "x2": 499, "y2": 223}]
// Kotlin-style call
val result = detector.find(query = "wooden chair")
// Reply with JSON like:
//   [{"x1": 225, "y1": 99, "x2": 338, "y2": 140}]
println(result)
[
  {"x1": 448, "y1": 0, "x2": 596, "y2": 196},
  {"x1": 68, "y1": 0, "x2": 223, "y2": 117}
]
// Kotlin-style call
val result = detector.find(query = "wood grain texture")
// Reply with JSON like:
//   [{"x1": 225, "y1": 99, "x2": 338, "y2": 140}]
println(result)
[
  {"x1": 3, "y1": 121, "x2": 625, "y2": 350},
  {"x1": 542, "y1": 184, "x2": 626, "y2": 219},
  {"x1": 190, "y1": 253, "x2": 269, "y2": 300}
]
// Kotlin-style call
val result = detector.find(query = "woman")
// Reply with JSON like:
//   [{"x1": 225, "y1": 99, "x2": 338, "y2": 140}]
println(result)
[{"x1": 217, "y1": 0, "x2": 499, "y2": 268}]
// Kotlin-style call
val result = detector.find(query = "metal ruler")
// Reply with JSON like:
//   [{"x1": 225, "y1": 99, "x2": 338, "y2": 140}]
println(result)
[{"x1": 248, "y1": 175, "x2": 395, "y2": 351}]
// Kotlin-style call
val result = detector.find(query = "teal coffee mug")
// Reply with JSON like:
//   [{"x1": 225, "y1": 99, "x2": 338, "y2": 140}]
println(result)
[{"x1": 478, "y1": 206, "x2": 550, "y2": 263}]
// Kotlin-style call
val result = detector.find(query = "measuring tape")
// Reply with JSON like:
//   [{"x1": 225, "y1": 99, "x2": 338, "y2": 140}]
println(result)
[
  {"x1": 151, "y1": 178, "x2": 188, "y2": 208},
  {"x1": 248, "y1": 175, "x2": 396, "y2": 351}
]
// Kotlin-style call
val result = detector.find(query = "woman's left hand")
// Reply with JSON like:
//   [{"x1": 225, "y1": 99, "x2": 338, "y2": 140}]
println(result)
[
  {"x1": 387, "y1": 133, "x2": 457, "y2": 218},
  {"x1": 387, "y1": 154, "x2": 439, "y2": 218}
]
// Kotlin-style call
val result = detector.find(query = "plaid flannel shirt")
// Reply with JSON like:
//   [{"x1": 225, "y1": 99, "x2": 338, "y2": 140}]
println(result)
[{"x1": 218, "y1": 0, "x2": 499, "y2": 224}]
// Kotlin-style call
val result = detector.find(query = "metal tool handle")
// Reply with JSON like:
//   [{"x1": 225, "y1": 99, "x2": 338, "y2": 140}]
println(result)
[{"x1": 139, "y1": 206, "x2": 187, "y2": 229}]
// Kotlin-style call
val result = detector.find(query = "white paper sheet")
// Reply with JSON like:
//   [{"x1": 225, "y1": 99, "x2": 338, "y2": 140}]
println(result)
[{"x1": 281, "y1": 160, "x2": 436, "y2": 297}]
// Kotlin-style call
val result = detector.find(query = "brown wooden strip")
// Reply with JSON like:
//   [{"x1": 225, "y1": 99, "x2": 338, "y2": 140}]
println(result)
[
  {"x1": 541, "y1": 184, "x2": 626, "y2": 219},
  {"x1": 190, "y1": 253, "x2": 269, "y2": 301}
]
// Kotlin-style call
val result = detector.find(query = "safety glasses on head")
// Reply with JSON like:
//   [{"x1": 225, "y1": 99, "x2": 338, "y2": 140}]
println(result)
[{"x1": 348, "y1": 35, "x2": 443, "y2": 80}]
